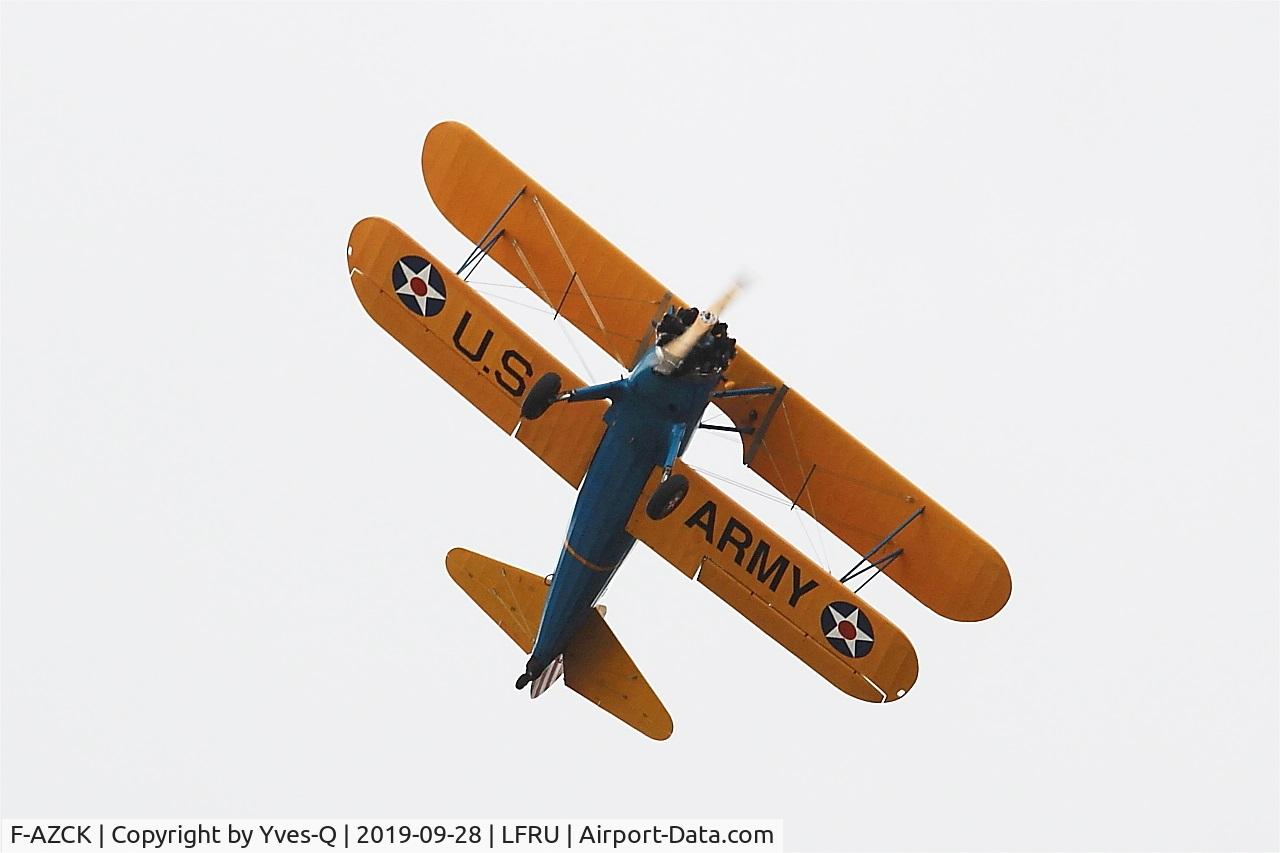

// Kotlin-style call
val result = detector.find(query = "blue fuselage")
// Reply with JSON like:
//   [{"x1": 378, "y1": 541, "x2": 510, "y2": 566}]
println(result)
[{"x1": 527, "y1": 349, "x2": 720, "y2": 671}]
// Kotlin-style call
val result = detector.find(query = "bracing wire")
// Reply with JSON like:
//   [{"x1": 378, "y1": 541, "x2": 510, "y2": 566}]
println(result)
[
  {"x1": 684, "y1": 465, "x2": 791, "y2": 506},
  {"x1": 472, "y1": 278, "x2": 599, "y2": 384}
]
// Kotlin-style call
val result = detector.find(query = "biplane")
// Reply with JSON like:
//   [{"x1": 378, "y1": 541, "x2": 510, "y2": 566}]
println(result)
[{"x1": 347, "y1": 121, "x2": 1010, "y2": 740}]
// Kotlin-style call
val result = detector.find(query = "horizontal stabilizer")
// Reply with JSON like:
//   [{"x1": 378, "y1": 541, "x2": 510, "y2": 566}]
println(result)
[
  {"x1": 564, "y1": 607, "x2": 673, "y2": 741},
  {"x1": 445, "y1": 548, "x2": 672, "y2": 740},
  {"x1": 446, "y1": 547, "x2": 548, "y2": 653}
]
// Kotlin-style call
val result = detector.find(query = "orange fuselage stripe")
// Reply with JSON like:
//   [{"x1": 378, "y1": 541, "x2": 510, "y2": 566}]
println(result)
[{"x1": 563, "y1": 540, "x2": 615, "y2": 574}]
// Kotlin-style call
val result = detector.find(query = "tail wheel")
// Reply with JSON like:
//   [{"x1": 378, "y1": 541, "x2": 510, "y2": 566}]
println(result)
[
  {"x1": 521, "y1": 372, "x2": 562, "y2": 420},
  {"x1": 646, "y1": 474, "x2": 689, "y2": 521}
]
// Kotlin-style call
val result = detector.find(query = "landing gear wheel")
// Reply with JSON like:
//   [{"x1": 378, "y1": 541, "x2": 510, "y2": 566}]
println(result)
[
  {"x1": 646, "y1": 473, "x2": 689, "y2": 521},
  {"x1": 521, "y1": 372, "x2": 562, "y2": 421}
]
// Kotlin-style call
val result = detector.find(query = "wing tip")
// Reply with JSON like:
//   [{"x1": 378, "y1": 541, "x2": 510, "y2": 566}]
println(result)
[
  {"x1": 649, "y1": 714, "x2": 674, "y2": 741},
  {"x1": 960, "y1": 550, "x2": 1014, "y2": 622},
  {"x1": 346, "y1": 216, "x2": 399, "y2": 283},
  {"x1": 444, "y1": 546, "x2": 479, "y2": 583},
  {"x1": 426, "y1": 119, "x2": 471, "y2": 143}
]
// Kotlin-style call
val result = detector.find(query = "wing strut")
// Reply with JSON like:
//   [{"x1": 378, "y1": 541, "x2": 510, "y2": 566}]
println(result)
[
  {"x1": 628, "y1": 293, "x2": 673, "y2": 368},
  {"x1": 712, "y1": 384, "x2": 779, "y2": 399},
  {"x1": 456, "y1": 185, "x2": 526, "y2": 279},
  {"x1": 528, "y1": 195, "x2": 612, "y2": 354},
  {"x1": 507, "y1": 236, "x2": 554, "y2": 304},
  {"x1": 742, "y1": 385, "x2": 790, "y2": 464},
  {"x1": 839, "y1": 506, "x2": 925, "y2": 585},
  {"x1": 849, "y1": 549, "x2": 905, "y2": 593}
]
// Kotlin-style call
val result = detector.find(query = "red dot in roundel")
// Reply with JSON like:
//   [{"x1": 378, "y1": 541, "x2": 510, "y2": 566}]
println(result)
[
  {"x1": 410, "y1": 277, "x2": 428, "y2": 297},
  {"x1": 837, "y1": 620, "x2": 857, "y2": 640}
]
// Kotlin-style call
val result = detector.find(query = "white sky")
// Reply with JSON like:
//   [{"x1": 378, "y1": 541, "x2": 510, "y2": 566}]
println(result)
[{"x1": 2, "y1": 3, "x2": 1277, "y2": 851}]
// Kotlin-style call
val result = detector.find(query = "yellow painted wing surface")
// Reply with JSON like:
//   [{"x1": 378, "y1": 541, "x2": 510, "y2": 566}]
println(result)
[
  {"x1": 422, "y1": 121, "x2": 682, "y2": 368},
  {"x1": 445, "y1": 548, "x2": 673, "y2": 740},
  {"x1": 714, "y1": 359, "x2": 1012, "y2": 622},
  {"x1": 420, "y1": 122, "x2": 1009, "y2": 621},
  {"x1": 628, "y1": 463, "x2": 919, "y2": 703},
  {"x1": 347, "y1": 217, "x2": 607, "y2": 487}
]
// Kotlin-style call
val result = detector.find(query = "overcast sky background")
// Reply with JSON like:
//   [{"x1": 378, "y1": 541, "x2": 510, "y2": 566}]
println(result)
[{"x1": 3, "y1": 3, "x2": 1277, "y2": 851}]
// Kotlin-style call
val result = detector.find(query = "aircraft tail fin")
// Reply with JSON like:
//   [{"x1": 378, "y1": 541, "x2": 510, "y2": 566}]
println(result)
[{"x1": 444, "y1": 547, "x2": 673, "y2": 740}]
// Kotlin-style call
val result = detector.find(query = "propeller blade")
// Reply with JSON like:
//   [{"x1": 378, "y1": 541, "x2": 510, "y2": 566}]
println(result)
[
  {"x1": 663, "y1": 279, "x2": 744, "y2": 362},
  {"x1": 706, "y1": 278, "x2": 745, "y2": 317}
]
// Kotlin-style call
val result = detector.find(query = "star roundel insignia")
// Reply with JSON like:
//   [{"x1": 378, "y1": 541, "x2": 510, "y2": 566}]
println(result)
[
  {"x1": 391, "y1": 255, "x2": 447, "y2": 317},
  {"x1": 821, "y1": 601, "x2": 875, "y2": 658}
]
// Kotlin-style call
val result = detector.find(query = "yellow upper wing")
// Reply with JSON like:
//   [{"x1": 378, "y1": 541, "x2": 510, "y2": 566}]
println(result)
[
  {"x1": 420, "y1": 122, "x2": 1011, "y2": 622},
  {"x1": 347, "y1": 217, "x2": 607, "y2": 487},
  {"x1": 628, "y1": 463, "x2": 919, "y2": 703},
  {"x1": 422, "y1": 121, "x2": 682, "y2": 368},
  {"x1": 713, "y1": 358, "x2": 1011, "y2": 621}
]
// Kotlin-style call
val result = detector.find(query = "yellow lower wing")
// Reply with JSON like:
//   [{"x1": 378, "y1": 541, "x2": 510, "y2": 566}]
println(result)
[
  {"x1": 348, "y1": 217, "x2": 606, "y2": 487},
  {"x1": 628, "y1": 463, "x2": 919, "y2": 703},
  {"x1": 445, "y1": 549, "x2": 673, "y2": 740}
]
